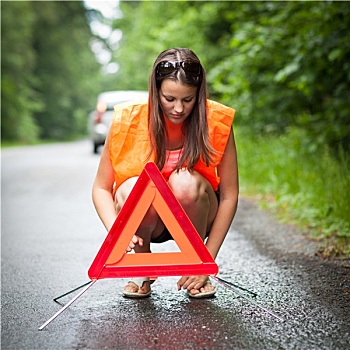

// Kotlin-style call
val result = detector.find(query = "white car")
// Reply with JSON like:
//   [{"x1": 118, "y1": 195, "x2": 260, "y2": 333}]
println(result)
[{"x1": 89, "y1": 90, "x2": 148, "y2": 153}]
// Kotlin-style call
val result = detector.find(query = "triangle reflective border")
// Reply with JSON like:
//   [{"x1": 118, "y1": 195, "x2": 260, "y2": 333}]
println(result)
[{"x1": 88, "y1": 162, "x2": 218, "y2": 280}]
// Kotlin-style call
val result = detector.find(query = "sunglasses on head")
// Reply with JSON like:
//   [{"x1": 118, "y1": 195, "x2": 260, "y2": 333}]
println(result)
[{"x1": 156, "y1": 61, "x2": 201, "y2": 77}]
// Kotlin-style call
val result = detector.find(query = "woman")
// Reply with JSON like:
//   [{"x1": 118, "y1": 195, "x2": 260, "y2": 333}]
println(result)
[{"x1": 92, "y1": 48, "x2": 239, "y2": 298}]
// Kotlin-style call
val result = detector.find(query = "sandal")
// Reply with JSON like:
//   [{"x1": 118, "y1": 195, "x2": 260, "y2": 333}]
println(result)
[
  {"x1": 123, "y1": 277, "x2": 152, "y2": 298},
  {"x1": 187, "y1": 280, "x2": 216, "y2": 299}
]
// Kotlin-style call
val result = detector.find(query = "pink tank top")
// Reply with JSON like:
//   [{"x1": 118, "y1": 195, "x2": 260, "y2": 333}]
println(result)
[{"x1": 161, "y1": 148, "x2": 182, "y2": 180}]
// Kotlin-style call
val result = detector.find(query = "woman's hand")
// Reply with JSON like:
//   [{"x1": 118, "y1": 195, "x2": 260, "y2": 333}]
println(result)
[
  {"x1": 177, "y1": 275, "x2": 208, "y2": 292},
  {"x1": 126, "y1": 235, "x2": 144, "y2": 252}
]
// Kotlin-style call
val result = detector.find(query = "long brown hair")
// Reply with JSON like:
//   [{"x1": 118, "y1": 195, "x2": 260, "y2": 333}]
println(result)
[{"x1": 148, "y1": 48, "x2": 216, "y2": 171}]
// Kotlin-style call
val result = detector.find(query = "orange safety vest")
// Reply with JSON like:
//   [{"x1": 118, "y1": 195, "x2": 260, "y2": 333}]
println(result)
[{"x1": 109, "y1": 99, "x2": 235, "y2": 191}]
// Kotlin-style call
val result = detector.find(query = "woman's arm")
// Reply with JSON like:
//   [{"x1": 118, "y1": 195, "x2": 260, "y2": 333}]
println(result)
[
  {"x1": 92, "y1": 132, "x2": 118, "y2": 232},
  {"x1": 205, "y1": 128, "x2": 239, "y2": 259}
]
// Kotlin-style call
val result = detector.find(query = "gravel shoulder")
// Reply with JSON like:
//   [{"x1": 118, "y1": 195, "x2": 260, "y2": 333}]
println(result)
[{"x1": 234, "y1": 197, "x2": 350, "y2": 325}]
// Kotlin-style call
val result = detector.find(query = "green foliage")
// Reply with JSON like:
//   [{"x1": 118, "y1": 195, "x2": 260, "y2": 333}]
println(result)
[
  {"x1": 1, "y1": 1, "x2": 101, "y2": 142},
  {"x1": 114, "y1": 1, "x2": 350, "y2": 153},
  {"x1": 114, "y1": 0, "x2": 234, "y2": 90},
  {"x1": 208, "y1": 2, "x2": 350, "y2": 151},
  {"x1": 236, "y1": 126, "x2": 350, "y2": 255},
  {"x1": 31, "y1": 1, "x2": 101, "y2": 140},
  {"x1": 1, "y1": 1, "x2": 41, "y2": 143}
]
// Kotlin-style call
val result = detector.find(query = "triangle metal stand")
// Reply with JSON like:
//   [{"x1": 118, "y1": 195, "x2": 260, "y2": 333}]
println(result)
[
  {"x1": 38, "y1": 280, "x2": 96, "y2": 331},
  {"x1": 38, "y1": 276, "x2": 284, "y2": 330}
]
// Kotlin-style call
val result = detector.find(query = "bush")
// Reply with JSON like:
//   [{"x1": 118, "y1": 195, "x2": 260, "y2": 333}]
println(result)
[{"x1": 235, "y1": 126, "x2": 350, "y2": 257}]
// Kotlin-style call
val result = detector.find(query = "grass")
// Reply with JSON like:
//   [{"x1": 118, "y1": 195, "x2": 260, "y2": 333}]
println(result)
[{"x1": 235, "y1": 126, "x2": 350, "y2": 259}]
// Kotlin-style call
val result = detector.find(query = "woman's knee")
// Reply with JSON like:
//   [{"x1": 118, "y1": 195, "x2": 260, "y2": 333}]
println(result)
[
  {"x1": 115, "y1": 176, "x2": 159, "y2": 233},
  {"x1": 115, "y1": 177, "x2": 138, "y2": 206},
  {"x1": 168, "y1": 169, "x2": 209, "y2": 208}
]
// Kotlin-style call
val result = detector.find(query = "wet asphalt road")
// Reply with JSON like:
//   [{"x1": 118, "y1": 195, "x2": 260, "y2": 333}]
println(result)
[{"x1": 1, "y1": 140, "x2": 349, "y2": 350}]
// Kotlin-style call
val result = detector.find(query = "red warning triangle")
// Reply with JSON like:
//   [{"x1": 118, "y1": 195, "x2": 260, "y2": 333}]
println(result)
[{"x1": 88, "y1": 162, "x2": 218, "y2": 280}]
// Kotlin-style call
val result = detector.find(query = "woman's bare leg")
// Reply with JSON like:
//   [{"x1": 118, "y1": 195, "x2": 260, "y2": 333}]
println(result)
[
  {"x1": 115, "y1": 177, "x2": 164, "y2": 295},
  {"x1": 168, "y1": 169, "x2": 218, "y2": 238},
  {"x1": 168, "y1": 169, "x2": 218, "y2": 295}
]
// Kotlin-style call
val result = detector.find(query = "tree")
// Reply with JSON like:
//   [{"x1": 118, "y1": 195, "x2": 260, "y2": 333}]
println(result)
[
  {"x1": 31, "y1": 1, "x2": 101, "y2": 139},
  {"x1": 113, "y1": 0, "x2": 228, "y2": 90},
  {"x1": 209, "y1": 2, "x2": 350, "y2": 150},
  {"x1": 112, "y1": 1, "x2": 350, "y2": 152},
  {"x1": 1, "y1": 1, "x2": 41, "y2": 142},
  {"x1": 1, "y1": 1, "x2": 102, "y2": 142}
]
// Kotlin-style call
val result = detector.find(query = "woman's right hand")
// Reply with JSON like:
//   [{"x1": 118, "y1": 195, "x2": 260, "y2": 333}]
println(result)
[{"x1": 126, "y1": 235, "x2": 144, "y2": 252}]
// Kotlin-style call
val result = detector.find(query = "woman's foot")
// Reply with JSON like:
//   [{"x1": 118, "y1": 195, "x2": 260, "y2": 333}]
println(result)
[
  {"x1": 188, "y1": 280, "x2": 216, "y2": 298},
  {"x1": 123, "y1": 278, "x2": 151, "y2": 298}
]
